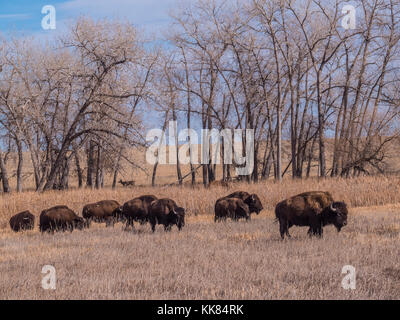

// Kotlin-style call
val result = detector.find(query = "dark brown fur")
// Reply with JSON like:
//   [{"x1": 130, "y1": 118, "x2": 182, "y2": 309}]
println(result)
[
  {"x1": 39, "y1": 205, "x2": 85, "y2": 233},
  {"x1": 224, "y1": 191, "x2": 263, "y2": 217},
  {"x1": 82, "y1": 200, "x2": 121, "y2": 227},
  {"x1": 214, "y1": 197, "x2": 250, "y2": 222},
  {"x1": 275, "y1": 191, "x2": 348, "y2": 239},
  {"x1": 148, "y1": 198, "x2": 185, "y2": 232},
  {"x1": 9, "y1": 211, "x2": 35, "y2": 232},
  {"x1": 117, "y1": 195, "x2": 158, "y2": 231}
]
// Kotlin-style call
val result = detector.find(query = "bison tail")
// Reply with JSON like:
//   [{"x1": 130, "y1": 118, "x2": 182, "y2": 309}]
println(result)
[{"x1": 274, "y1": 203, "x2": 282, "y2": 222}]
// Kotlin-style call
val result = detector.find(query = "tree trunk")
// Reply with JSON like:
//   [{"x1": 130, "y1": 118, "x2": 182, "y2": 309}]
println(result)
[
  {"x1": 86, "y1": 140, "x2": 95, "y2": 188},
  {"x1": 0, "y1": 151, "x2": 11, "y2": 193},
  {"x1": 16, "y1": 138, "x2": 23, "y2": 192},
  {"x1": 95, "y1": 144, "x2": 102, "y2": 189},
  {"x1": 74, "y1": 151, "x2": 83, "y2": 188}
]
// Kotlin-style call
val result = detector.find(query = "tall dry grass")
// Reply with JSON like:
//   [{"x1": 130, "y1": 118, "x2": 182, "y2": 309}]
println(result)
[
  {"x1": 0, "y1": 176, "x2": 399, "y2": 300},
  {"x1": 0, "y1": 175, "x2": 399, "y2": 228}
]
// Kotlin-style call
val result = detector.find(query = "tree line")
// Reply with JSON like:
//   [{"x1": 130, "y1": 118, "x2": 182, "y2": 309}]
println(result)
[{"x1": 0, "y1": 0, "x2": 399, "y2": 192}]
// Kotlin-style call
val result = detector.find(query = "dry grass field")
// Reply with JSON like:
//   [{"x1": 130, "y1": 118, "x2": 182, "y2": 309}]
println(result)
[{"x1": 0, "y1": 176, "x2": 399, "y2": 299}]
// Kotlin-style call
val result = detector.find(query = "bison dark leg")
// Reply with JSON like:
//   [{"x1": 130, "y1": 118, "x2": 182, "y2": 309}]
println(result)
[
  {"x1": 105, "y1": 218, "x2": 114, "y2": 228},
  {"x1": 124, "y1": 219, "x2": 133, "y2": 231},
  {"x1": 85, "y1": 219, "x2": 91, "y2": 228},
  {"x1": 279, "y1": 219, "x2": 288, "y2": 239},
  {"x1": 164, "y1": 224, "x2": 172, "y2": 232}
]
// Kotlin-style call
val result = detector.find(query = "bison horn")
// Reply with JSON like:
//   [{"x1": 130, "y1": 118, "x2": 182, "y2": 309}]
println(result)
[{"x1": 330, "y1": 203, "x2": 337, "y2": 212}]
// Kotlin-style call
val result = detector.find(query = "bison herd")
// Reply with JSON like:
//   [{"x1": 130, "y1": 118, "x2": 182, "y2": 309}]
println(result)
[{"x1": 8, "y1": 190, "x2": 348, "y2": 239}]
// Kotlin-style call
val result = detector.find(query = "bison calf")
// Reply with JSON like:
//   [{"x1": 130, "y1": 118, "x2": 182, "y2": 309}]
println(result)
[
  {"x1": 40, "y1": 205, "x2": 85, "y2": 233},
  {"x1": 82, "y1": 200, "x2": 122, "y2": 228},
  {"x1": 215, "y1": 197, "x2": 250, "y2": 222},
  {"x1": 275, "y1": 191, "x2": 348, "y2": 239},
  {"x1": 148, "y1": 198, "x2": 185, "y2": 232},
  {"x1": 9, "y1": 211, "x2": 35, "y2": 232}
]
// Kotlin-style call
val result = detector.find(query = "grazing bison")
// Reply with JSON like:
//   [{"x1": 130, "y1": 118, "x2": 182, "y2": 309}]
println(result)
[
  {"x1": 148, "y1": 198, "x2": 185, "y2": 232},
  {"x1": 9, "y1": 211, "x2": 35, "y2": 232},
  {"x1": 82, "y1": 200, "x2": 122, "y2": 228},
  {"x1": 39, "y1": 205, "x2": 85, "y2": 233},
  {"x1": 226, "y1": 191, "x2": 263, "y2": 217},
  {"x1": 275, "y1": 191, "x2": 348, "y2": 239},
  {"x1": 117, "y1": 195, "x2": 158, "y2": 231},
  {"x1": 214, "y1": 197, "x2": 250, "y2": 222}
]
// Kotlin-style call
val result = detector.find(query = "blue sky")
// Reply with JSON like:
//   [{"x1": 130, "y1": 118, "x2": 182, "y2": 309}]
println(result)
[{"x1": 0, "y1": 0, "x2": 179, "y2": 37}]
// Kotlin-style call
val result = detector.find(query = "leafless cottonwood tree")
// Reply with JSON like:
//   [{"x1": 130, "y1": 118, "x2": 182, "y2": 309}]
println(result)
[
  {"x1": 0, "y1": 18, "x2": 154, "y2": 192},
  {"x1": 165, "y1": 0, "x2": 400, "y2": 183},
  {"x1": 0, "y1": 0, "x2": 399, "y2": 192}
]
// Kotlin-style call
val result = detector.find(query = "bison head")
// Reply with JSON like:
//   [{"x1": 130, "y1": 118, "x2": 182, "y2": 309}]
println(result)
[
  {"x1": 168, "y1": 207, "x2": 185, "y2": 230},
  {"x1": 175, "y1": 207, "x2": 185, "y2": 230},
  {"x1": 73, "y1": 217, "x2": 85, "y2": 230},
  {"x1": 322, "y1": 202, "x2": 348, "y2": 231},
  {"x1": 246, "y1": 194, "x2": 263, "y2": 215},
  {"x1": 112, "y1": 206, "x2": 125, "y2": 222}
]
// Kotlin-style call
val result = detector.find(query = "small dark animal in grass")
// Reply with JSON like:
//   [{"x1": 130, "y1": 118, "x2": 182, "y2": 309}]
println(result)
[
  {"x1": 148, "y1": 198, "x2": 185, "y2": 232},
  {"x1": 275, "y1": 191, "x2": 348, "y2": 239},
  {"x1": 39, "y1": 205, "x2": 85, "y2": 233},
  {"x1": 225, "y1": 191, "x2": 263, "y2": 218},
  {"x1": 119, "y1": 179, "x2": 135, "y2": 187},
  {"x1": 214, "y1": 197, "x2": 250, "y2": 222},
  {"x1": 9, "y1": 211, "x2": 35, "y2": 232},
  {"x1": 116, "y1": 195, "x2": 158, "y2": 231},
  {"x1": 82, "y1": 200, "x2": 122, "y2": 228}
]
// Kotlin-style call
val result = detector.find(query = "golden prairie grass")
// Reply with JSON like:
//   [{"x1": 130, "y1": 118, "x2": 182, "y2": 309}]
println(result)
[
  {"x1": 1, "y1": 175, "x2": 400, "y2": 228},
  {"x1": 0, "y1": 176, "x2": 399, "y2": 299}
]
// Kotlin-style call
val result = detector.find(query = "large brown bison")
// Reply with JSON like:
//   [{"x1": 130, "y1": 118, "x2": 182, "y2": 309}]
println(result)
[
  {"x1": 82, "y1": 200, "x2": 122, "y2": 228},
  {"x1": 148, "y1": 198, "x2": 185, "y2": 232},
  {"x1": 226, "y1": 191, "x2": 263, "y2": 217},
  {"x1": 116, "y1": 195, "x2": 158, "y2": 231},
  {"x1": 39, "y1": 205, "x2": 85, "y2": 233},
  {"x1": 214, "y1": 197, "x2": 250, "y2": 222},
  {"x1": 9, "y1": 211, "x2": 35, "y2": 232},
  {"x1": 275, "y1": 191, "x2": 348, "y2": 239}
]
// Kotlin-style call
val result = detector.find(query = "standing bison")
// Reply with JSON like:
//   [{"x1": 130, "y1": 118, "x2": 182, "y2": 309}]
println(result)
[
  {"x1": 39, "y1": 205, "x2": 85, "y2": 233},
  {"x1": 215, "y1": 197, "x2": 250, "y2": 222},
  {"x1": 148, "y1": 198, "x2": 185, "y2": 232},
  {"x1": 275, "y1": 191, "x2": 348, "y2": 239},
  {"x1": 82, "y1": 200, "x2": 122, "y2": 228},
  {"x1": 9, "y1": 211, "x2": 35, "y2": 232},
  {"x1": 226, "y1": 191, "x2": 263, "y2": 217},
  {"x1": 116, "y1": 195, "x2": 158, "y2": 231}
]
